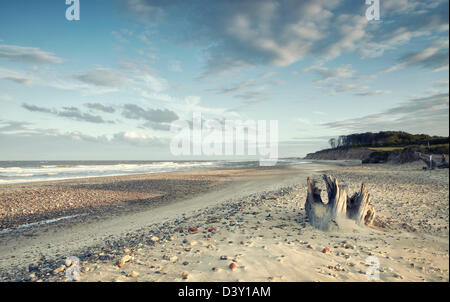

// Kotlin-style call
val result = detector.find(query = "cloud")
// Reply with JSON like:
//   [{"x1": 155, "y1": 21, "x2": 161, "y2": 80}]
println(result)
[
  {"x1": 22, "y1": 103, "x2": 52, "y2": 113},
  {"x1": 331, "y1": 82, "x2": 369, "y2": 93},
  {"x1": 121, "y1": 0, "x2": 341, "y2": 74},
  {"x1": 112, "y1": 131, "x2": 167, "y2": 146},
  {"x1": 234, "y1": 91, "x2": 270, "y2": 104},
  {"x1": 22, "y1": 103, "x2": 113, "y2": 124},
  {"x1": 57, "y1": 107, "x2": 113, "y2": 124},
  {"x1": 139, "y1": 121, "x2": 171, "y2": 131},
  {"x1": 304, "y1": 64, "x2": 354, "y2": 82},
  {"x1": 121, "y1": 104, "x2": 179, "y2": 123},
  {"x1": 322, "y1": 93, "x2": 449, "y2": 135},
  {"x1": 433, "y1": 77, "x2": 449, "y2": 88},
  {"x1": 74, "y1": 67, "x2": 127, "y2": 88},
  {"x1": 0, "y1": 120, "x2": 32, "y2": 133},
  {"x1": 213, "y1": 79, "x2": 256, "y2": 95},
  {"x1": 121, "y1": 0, "x2": 448, "y2": 75},
  {"x1": 0, "y1": 67, "x2": 33, "y2": 85},
  {"x1": 0, "y1": 127, "x2": 169, "y2": 160},
  {"x1": 84, "y1": 103, "x2": 116, "y2": 113},
  {"x1": 0, "y1": 44, "x2": 63, "y2": 64},
  {"x1": 317, "y1": 81, "x2": 391, "y2": 96},
  {"x1": 2, "y1": 75, "x2": 32, "y2": 85},
  {"x1": 353, "y1": 90, "x2": 392, "y2": 97},
  {"x1": 385, "y1": 39, "x2": 449, "y2": 72}
]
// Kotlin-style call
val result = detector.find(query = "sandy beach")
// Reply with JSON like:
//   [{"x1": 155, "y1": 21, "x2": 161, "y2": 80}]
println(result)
[{"x1": 0, "y1": 162, "x2": 448, "y2": 282}]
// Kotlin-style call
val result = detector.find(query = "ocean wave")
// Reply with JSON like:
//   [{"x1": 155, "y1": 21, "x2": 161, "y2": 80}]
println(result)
[{"x1": 0, "y1": 161, "x2": 219, "y2": 184}]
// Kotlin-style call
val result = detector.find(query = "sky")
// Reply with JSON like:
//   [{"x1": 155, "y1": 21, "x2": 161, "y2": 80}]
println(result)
[{"x1": 0, "y1": 0, "x2": 448, "y2": 160}]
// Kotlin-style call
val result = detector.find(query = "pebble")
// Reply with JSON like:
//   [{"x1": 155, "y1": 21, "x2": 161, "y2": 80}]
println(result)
[
  {"x1": 220, "y1": 255, "x2": 228, "y2": 260},
  {"x1": 150, "y1": 236, "x2": 159, "y2": 242},
  {"x1": 128, "y1": 271, "x2": 139, "y2": 278},
  {"x1": 229, "y1": 263, "x2": 237, "y2": 270},
  {"x1": 53, "y1": 265, "x2": 66, "y2": 274},
  {"x1": 344, "y1": 243, "x2": 355, "y2": 249},
  {"x1": 118, "y1": 255, "x2": 133, "y2": 267},
  {"x1": 181, "y1": 272, "x2": 189, "y2": 279},
  {"x1": 394, "y1": 273, "x2": 404, "y2": 279},
  {"x1": 322, "y1": 248, "x2": 331, "y2": 254},
  {"x1": 212, "y1": 267, "x2": 222, "y2": 272}
]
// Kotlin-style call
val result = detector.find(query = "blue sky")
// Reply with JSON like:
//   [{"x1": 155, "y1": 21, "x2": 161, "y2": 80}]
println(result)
[{"x1": 0, "y1": 0, "x2": 448, "y2": 160}]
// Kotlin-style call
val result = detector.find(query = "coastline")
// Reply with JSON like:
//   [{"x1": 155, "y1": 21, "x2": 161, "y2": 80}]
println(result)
[{"x1": 0, "y1": 161, "x2": 448, "y2": 282}]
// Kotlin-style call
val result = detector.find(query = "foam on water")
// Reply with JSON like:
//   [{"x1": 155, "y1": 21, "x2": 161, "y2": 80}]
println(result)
[{"x1": 0, "y1": 159, "x2": 309, "y2": 185}]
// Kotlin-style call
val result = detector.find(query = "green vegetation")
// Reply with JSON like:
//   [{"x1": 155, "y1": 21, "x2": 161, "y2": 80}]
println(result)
[
  {"x1": 368, "y1": 143, "x2": 449, "y2": 154},
  {"x1": 314, "y1": 131, "x2": 450, "y2": 164},
  {"x1": 332, "y1": 131, "x2": 448, "y2": 149}
]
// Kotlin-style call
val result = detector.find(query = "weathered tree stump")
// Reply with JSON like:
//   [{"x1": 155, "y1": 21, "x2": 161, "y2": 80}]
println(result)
[{"x1": 306, "y1": 175, "x2": 375, "y2": 231}]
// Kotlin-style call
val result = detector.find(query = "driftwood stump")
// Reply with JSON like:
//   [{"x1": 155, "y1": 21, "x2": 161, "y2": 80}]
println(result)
[{"x1": 306, "y1": 175, "x2": 375, "y2": 231}]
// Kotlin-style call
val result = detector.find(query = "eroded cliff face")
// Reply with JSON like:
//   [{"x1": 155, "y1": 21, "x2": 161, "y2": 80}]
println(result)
[
  {"x1": 305, "y1": 147, "x2": 428, "y2": 164},
  {"x1": 305, "y1": 147, "x2": 374, "y2": 161}
]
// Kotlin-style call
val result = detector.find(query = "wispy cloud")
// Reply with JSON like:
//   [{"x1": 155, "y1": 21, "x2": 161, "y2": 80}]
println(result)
[
  {"x1": 74, "y1": 67, "x2": 127, "y2": 88},
  {"x1": 122, "y1": 0, "x2": 448, "y2": 75},
  {"x1": 22, "y1": 103, "x2": 114, "y2": 124},
  {"x1": 323, "y1": 93, "x2": 449, "y2": 135},
  {"x1": 304, "y1": 64, "x2": 355, "y2": 82},
  {"x1": 84, "y1": 103, "x2": 116, "y2": 113},
  {"x1": 384, "y1": 39, "x2": 449, "y2": 73},
  {"x1": 0, "y1": 44, "x2": 63, "y2": 64}
]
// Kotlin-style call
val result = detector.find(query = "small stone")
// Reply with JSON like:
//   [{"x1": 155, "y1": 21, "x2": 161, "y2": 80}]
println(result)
[
  {"x1": 229, "y1": 263, "x2": 237, "y2": 270},
  {"x1": 307, "y1": 244, "x2": 315, "y2": 250},
  {"x1": 322, "y1": 248, "x2": 331, "y2": 254},
  {"x1": 53, "y1": 265, "x2": 66, "y2": 274},
  {"x1": 189, "y1": 241, "x2": 198, "y2": 246},
  {"x1": 124, "y1": 248, "x2": 130, "y2": 253},
  {"x1": 344, "y1": 244, "x2": 355, "y2": 249},
  {"x1": 150, "y1": 236, "x2": 159, "y2": 242},
  {"x1": 181, "y1": 272, "x2": 189, "y2": 279},
  {"x1": 220, "y1": 255, "x2": 228, "y2": 260},
  {"x1": 207, "y1": 244, "x2": 215, "y2": 249},
  {"x1": 394, "y1": 273, "x2": 404, "y2": 279},
  {"x1": 182, "y1": 261, "x2": 189, "y2": 266},
  {"x1": 29, "y1": 273, "x2": 36, "y2": 279},
  {"x1": 118, "y1": 255, "x2": 133, "y2": 267},
  {"x1": 128, "y1": 271, "x2": 139, "y2": 278},
  {"x1": 212, "y1": 267, "x2": 222, "y2": 272}
]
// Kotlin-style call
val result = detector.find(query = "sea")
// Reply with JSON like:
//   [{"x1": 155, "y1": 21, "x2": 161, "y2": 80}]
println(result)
[{"x1": 0, "y1": 159, "x2": 309, "y2": 185}]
